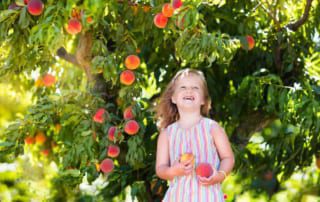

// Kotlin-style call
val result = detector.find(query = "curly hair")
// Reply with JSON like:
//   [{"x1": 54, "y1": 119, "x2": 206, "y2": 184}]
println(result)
[{"x1": 155, "y1": 68, "x2": 211, "y2": 129}]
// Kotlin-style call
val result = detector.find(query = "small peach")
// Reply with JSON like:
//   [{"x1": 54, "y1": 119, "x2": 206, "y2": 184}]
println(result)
[
  {"x1": 123, "y1": 106, "x2": 134, "y2": 120},
  {"x1": 100, "y1": 158, "x2": 114, "y2": 173},
  {"x1": 35, "y1": 131, "x2": 46, "y2": 145},
  {"x1": 124, "y1": 120, "x2": 140, "y2": 135},
  {"x1": 66, "y1": 18, "x2": 82, "y2": 35},
  {"x1": 42, "y1": 73, "x2": 56, "y2": 87},
  {"x1": 41, "y1": 149, "x2": 50, "y2": 156},
  {"x1": 120, "y1": 70, "x2": 135, "y2": 85},
  {"x1": 153, "y1": 13, "x2": 168, "y2": 29},
  {"x1": 107, "y1": 145, "x2": 120, "y2": 158},
  {"x1": 172, "y1": 0, "x2": 183, "y2": 9},
  {"x1": 24, "y1": 136, "x2": 35, "y2": 145},
  {"x1": 125, "y1": 55, "x2": 140, "y2": 70},
  {"x1": 162, "y1": 3, "x2": 174, "y2": 18},
  {"x1": 93, "y1": 108, "x2": 106, "y2": 123},
  {"x1": 27, "y1": 0, "x2": 44, "y2": 16}
]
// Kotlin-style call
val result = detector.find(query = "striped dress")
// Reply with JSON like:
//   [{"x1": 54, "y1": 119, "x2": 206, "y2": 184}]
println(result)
[{"x1": 162, "y1": 117, "x2": 225, "y2": 202}]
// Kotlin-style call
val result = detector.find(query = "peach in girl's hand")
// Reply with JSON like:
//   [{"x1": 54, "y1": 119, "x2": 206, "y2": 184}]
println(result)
[
  {"x1": 196, "y1": 163, "x2": 214, "y2": 178},
  {"x1": 180, "y1": 153, "x2": 195, "y2": 165}
]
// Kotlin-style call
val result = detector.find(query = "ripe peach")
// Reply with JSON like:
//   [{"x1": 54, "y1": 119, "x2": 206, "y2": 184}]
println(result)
[
  {"x1": 108, "y1": 126, "x2": 121, "y2": 142},
  {"x1": 120, "y1": 70, "x2": 135, "y2": 85},
  {"x1": 93, "y1": 108, "x2": 105, "y2": 123},
  {"x1": 41, "y1": 149, "x2": 50, "y2": 156},
  {"x1": 180, "y1": 153, "x2": 194, "y2": 164},
  {"x1": 124, "y1": 120, "x2": 140, "y2": 135},
  {"x1": 27, "y1": 0, "x2": 44, "y2": 16},
  {"x1": 35, "y1": 131, "x2": 46, "y2": 145},
  {"x1": 100, "y1": 158, "x2": 114, "y2": 173},
  {"x1": 107, "y1": 145, "x2": 120, "y2": 158},
  {"x1": 172, "y1": 0, "x2": 183, "y2": 9},
  {"x1": 153, "y1": 13, "x2": 168, "y2": 29},
  {"x1": 42, "y1": 73, "x2": 56, "y2": 87},
  {"x1": 125, "y1": 55, "x2": 140, "y2": 70},
  {"x1": 66, "y1": 18, "x2": 82, "y2": 35},
  {"x1": 123, "y1": 106, "x2": 134, "y2": 120},
  {"x1": 242, "y1": 35, "x2": 255, "y2": 50},
  {"x1": 162, "y1": 3, "x2": 174, "y2": 18},
  {"x1": 24, "y1": 136, "x2": 34, "y2": 145},
  {"x1": 86, "y1": 16, "x2": 93, "y2": 24},
  {"x1": 196, "y1": 163, "x2": 213, "y2": 178}
]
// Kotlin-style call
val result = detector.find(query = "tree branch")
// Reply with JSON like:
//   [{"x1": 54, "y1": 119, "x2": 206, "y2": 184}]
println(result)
[
  {"x1": 56, "y1": 32, "x2": 93, "y2": 81},
  {"x1": 56, "y1": 47, "x2": 80, "y2": 67},
  {"x1": 286, "y1": 0, "x2": 313, "y2": 31}
]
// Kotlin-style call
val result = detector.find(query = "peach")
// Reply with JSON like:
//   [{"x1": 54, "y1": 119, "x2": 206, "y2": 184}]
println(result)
[
  {"x1": 100, "y1": 158, "x2": 114, "y2": 173},
  {"x1": 172, "y1": 0, "x2": 183, "y2": 9},
  {"x1": 93, "y1": 108, "x2": 105, "y2": 123},
  {"x1": 42, "y1": 73, "x2": 56, "y2": 87},
  {"x1": 124, "y1": 120, "x2": 140, "y2": 135},
  {"x1": 120, "y1": 70, "x2": 135, "y2": 85},
  {"x1": 153, "y1": 13, "x2": 168, "y2": 29},
  {"x1": 247, "y1": 35, "x2": 255, "y2": 50},
  {"x1": 24, "y1": 136, "x2": 34, "y2": 145},
  {"x1": 35, "y1": 131, "x2": 46, "y2": 145},
  {"x1": 162, "y1": 3, "x2": 174, "y2": 18},
  {"x1": 41, "y1": 149, "x2": 50, "y2": 156},
  {"x1": 24, "y1": 0, "x2": 29, "y2": 5},
  {"x1": 27, "y1": 0, "x2": 44, "y2": 16},
  {"x1": 123, "y1": 106, "x2": 134, "y2": 120},
  {"x1": 66, "y1": 18, "x2": 82, "y2": 35},
  {"x1": 180, "y1": 153, "x2": 194, "y2": 164},
  {"x1": 196, "y1": 163, "x2": 213, "y2": 178},
  {"x1": 107, "y1": 145, "x2": 120, "y2": 158},
  {"x1": 108, "y1": 126, "x2": 122, "y2": 142},
  {"x1": 242, "y1": 35, "x2": 255, "y2": 50},
  {"x1": 125, "y1": 55, "x2": 140, "y2": 70},
  {"x1": 86, "y1": 16, "x2": 93, "y2": 24}
]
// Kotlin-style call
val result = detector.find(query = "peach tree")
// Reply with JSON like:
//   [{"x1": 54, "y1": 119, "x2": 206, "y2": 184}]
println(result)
[{"x1": 0, "y1": 0, "x2": 319, "y2": 201}]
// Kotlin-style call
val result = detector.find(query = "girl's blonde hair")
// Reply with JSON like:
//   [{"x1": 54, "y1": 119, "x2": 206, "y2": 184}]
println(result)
[{"x1": 155, "y1": 68, "x2": 211, "y2": 129}]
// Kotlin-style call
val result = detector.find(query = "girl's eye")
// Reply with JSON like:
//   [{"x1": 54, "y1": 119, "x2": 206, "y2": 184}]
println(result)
[
  {"x1": 192, "y1": 87, "x2": 199, "y2": 90},
  {"x1": 180, "y1": 86, "x2": 186, "y2": 89}
]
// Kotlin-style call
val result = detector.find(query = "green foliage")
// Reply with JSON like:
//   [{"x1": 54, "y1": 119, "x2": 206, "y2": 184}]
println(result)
[{"x1": 0, "y1": 0, "x2": 319, "y2": 200}]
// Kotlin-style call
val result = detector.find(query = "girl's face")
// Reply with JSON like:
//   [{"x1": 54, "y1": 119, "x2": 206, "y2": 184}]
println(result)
[{"x1": 171, "y1": 74, "x2": 205, "y2": 110}]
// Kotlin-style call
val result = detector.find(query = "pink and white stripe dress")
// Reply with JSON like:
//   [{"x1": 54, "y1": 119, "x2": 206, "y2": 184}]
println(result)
[{"x1": 163, "y1": 117, "x2": 225, "y2": 202}]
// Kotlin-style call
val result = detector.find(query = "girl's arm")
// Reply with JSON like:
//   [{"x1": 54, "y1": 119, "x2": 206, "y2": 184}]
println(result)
[
  {"x1": 198, "y1": 122, "x2": 235, "y2": 185},
  {"x1": 156, "y1": 130, "x2": 193, "y2": 181}
]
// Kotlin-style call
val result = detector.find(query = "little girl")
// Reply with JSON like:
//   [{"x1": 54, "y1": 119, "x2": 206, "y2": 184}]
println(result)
[{"x1": 155, "y1": 68, "x2": 234, "y2": 201}]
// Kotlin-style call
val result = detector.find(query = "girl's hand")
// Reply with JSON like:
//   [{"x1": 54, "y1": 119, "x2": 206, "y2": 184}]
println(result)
[
  {"x1": 171, "y1": 158, "x2": 194, "y2": 177},
  {"x1": 197, "y1": 166, "x2": 222, "y2": 186}
]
